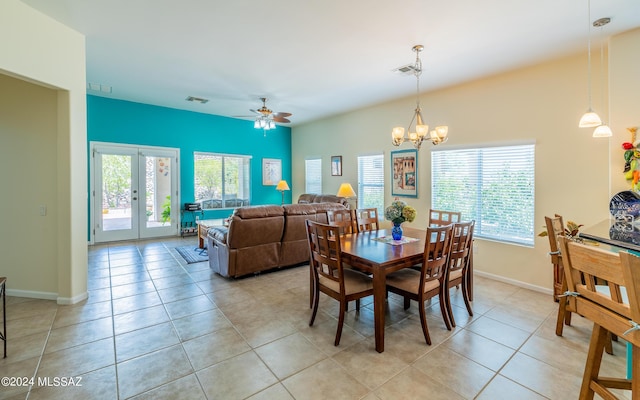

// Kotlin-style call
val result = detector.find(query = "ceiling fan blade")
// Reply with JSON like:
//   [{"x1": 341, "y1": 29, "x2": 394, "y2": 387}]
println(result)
[
  {"x1": 272, "y1": 117, "x2": 291, "y2": 123},
  {"x1": 273, "y1": 112, "x2": 292, "y2": 118}
]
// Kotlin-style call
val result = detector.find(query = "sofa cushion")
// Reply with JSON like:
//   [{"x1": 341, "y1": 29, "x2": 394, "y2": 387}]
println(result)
[
  {"x1": 234, "y1": 205, "x2": 284, "y2": 219},
  {"x1": 207, "y1": 226, "x2": 228, "y2": 243}
]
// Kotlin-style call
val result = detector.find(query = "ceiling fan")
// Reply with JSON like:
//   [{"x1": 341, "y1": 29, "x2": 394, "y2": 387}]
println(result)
[{"x1": 250, "y1": 97, "x2": 292, "y2": 130}]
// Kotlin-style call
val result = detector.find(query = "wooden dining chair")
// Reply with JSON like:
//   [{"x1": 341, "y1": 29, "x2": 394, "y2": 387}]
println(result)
[
  {"x1": 429, "y1": 209, "x2": 462, "y2": 227},
  {"x1": 546, "y1": 214, "x2": 576, "y2": 337},
  {"x1": 444, "y1": 221, "x2": 475, "y2": 327},
  {"x1": 355, "y1": 208, "x2": 380, "y2": 232},
  {"x1": 306, "y1": 220, "x2": 374, "y2": 346},
  {"x1": 327, "y1": 209, "x2": 358, "y2": 235},
  {"x1": 558, "y1": 236, "x2": 640, "y2": 399},
  {"x1": 385, "y1": 224, "x2": 454, "y2": 345}
]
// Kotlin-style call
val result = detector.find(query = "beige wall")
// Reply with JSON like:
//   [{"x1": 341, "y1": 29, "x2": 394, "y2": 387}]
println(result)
[
  {"x1": 291, "y1": 31, "x2": 640, "y2": 292},
  {"x1": 0, "y1": 0, "x2": 88, "y2": 303}
]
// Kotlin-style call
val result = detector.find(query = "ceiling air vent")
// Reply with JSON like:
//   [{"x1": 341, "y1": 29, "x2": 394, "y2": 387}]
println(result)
[
  {"x1": 392, "y1": 64, "x2": 419, "y2": 75},
  {"x1": 186, "y1": 96, "x2": 209, "y2": 104}
]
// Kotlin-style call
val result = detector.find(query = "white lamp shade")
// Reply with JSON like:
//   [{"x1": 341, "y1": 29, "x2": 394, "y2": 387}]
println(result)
[
  {"x1": 392, "y1": 127, "x2": 404, "y2": 140},
  {"x1": 416, "y1": 124, "x2": 429, "y2": 138},
  {"x1": 579, "y1": 111, "x2": 602, "y2": 128},
  {"x1": 593, "y1": 124, "x2": 613, "y2": 137}
]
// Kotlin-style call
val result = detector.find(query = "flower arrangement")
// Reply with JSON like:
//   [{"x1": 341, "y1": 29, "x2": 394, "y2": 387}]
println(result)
[
  {"x1": 622, "y1": 127, "x2": 640, "y2": 191},
  {"x1": 384, "y1": 200, "x2": 417, "y2": 225},
  {"x1": 538, "y1": 220, "x2": 583, "y2": 239}
]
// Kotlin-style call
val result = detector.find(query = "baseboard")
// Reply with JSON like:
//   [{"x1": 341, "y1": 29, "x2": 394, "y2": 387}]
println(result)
[
  {"x1": 6, "y1": 289, "x2": 57, "y2": 301},
  {"x1": 5, "y1": 289, "x2": 89, "y2": 305},
  {"x1": 57, "y1": 291, "x2": 89, "y2": 305},
  {"x1": 474, "y1": 270, "x2": 554, "y2": 296}
]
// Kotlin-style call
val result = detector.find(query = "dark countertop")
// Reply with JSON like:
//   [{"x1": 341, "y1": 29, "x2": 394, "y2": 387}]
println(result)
[{"x1": 579, "y1": 218, "x2": 640, "y2": 254}]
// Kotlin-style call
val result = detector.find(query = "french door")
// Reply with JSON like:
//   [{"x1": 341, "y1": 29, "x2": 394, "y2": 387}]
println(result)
[{"x1": 91, "y1": 143, "x2": 179, "y2": 243}]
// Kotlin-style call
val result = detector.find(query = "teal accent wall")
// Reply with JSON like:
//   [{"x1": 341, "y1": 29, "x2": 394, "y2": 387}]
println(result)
[{"x1": 87, "y1": 95, "x2": 292, "y2": 220}]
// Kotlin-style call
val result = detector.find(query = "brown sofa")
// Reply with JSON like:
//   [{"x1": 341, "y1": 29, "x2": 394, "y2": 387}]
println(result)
[
  {"x1": 297, "y1": 193, "x2": 350, "y2": 208},
  {"x1": 207, "y1": 203, "x2": 347, "y2": 277}
]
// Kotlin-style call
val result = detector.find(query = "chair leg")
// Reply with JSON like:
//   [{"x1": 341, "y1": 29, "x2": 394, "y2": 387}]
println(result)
[
  {"x1": 461, "y1": 277, "x2": 473, "y2": 317},
  {"x1": 309, "y1": 283, "x2": 320, "y2": 326},
  {"x1": 445, "y1": 286, "x2": 457, "y2": 328},
  {"x1": 605, "y1": 332, "x2": 614, "y2": 356},
  {"x1": 355, "y1": 298, "x2": 360, "y2": 311},
  {"x1": 418, "y1": 300, "x2": 432, "y2": 345},
  {"x1": 335, "y1": 300, "x2": 346, "y2": 346},
  {"x1": 580, "y1": 324, "x2": 608, "y2": 400},
  {"x1": 403, "y1": 297, "x2": 410, "y2": 310},
  {"x1": 555, "y1": 296, "x2": 569, "y2": 336},
  {"x1": 439, "y1": 291, "x2": 452, "y2": 331}
]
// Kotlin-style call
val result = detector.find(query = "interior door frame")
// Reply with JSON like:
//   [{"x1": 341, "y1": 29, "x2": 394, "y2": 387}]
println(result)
[{"x1": 89, "y1": 141, "x2": 181, "y2": 244}]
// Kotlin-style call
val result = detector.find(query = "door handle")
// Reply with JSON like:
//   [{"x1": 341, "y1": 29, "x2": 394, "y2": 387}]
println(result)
[{"x1": 132, "y1": 197, "x2": 138, "y2": 200}]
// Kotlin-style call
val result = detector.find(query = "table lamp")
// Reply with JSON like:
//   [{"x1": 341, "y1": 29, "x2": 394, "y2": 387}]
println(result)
[
  {"x1": 336, "y1": 183, "x2": 357, "y2": 209},
  {"x1": 275, "y1": 180, "x2": 290, "y2": 205}
]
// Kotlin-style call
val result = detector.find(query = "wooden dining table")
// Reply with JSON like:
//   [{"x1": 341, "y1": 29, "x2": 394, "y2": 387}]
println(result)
[{"x1": 340, "y1": 226, "x2": 428, "y2": 353}]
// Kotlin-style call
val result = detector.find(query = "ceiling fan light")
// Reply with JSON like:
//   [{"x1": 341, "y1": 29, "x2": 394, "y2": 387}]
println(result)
[
  {"x1": 254, "y1": 120, "x2": 260, "y2": 129},
  {"x1": 269, "y1": 120, "x2": 276, "y2": 129},
  {"x1": 579, "y1": 110, "x2": 602, "y2": 128},
  {"x1": 593, "y1": 124, "x2": 612, "y2": 137}
]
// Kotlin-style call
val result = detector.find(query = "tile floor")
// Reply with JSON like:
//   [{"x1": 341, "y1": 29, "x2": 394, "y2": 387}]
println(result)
[{"x1": 0, "y1": 236, "x2": 631, "y2": 400}]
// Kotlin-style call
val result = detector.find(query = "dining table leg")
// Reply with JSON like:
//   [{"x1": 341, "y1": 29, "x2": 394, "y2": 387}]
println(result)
[{"x1": 373, "y1": 266, "x2": 386, "y2": 353}]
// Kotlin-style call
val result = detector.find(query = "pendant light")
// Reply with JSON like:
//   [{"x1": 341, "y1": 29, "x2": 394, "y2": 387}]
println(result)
[
  {"x1": 592, "y1": 17, "x2": 612, "y2": 138},
  {"x1": 578, "y1": 0, "x2": 602, "y2": 128}
]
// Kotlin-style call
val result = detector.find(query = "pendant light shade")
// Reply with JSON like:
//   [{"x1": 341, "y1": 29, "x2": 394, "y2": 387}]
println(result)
[
  {"x1": 579, "y1": 111, "x2": 602, "y2": 128},
  {"x1": 593, "y1": 124, "x2": 613, "y2": 137}
]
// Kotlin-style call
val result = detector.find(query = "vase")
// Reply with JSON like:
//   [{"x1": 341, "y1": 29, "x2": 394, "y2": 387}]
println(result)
[{"x1": 392, "y1": 223, "x2": 403, "y2": 240}]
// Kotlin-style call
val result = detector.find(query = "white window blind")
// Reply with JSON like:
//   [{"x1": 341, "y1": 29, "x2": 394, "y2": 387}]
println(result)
[
  {"x1": 305, "y1": 159, "x2": 322, "y2": 194},
  {"x1": 431, "y1": 144, "x2": 535, "y2": 246},
  {"x1": 358, "y1": 154, "x2": 384, "y2": 213}
]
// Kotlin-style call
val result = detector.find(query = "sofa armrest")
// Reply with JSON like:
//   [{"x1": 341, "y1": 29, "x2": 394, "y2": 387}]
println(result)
[{"x1": 207, "y1": 226, "x2": 228, "y2": 243}]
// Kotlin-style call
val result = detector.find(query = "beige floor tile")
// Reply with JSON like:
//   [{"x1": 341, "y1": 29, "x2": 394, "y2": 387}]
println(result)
[
  {"x1": 172, "y1": 309, "x2": 231, "y2": 341},
  {"x1": 152, "y1": 273, "x2": 195, "y2": 290},
  {"x1": 115, "y1": 321, "x2": 180, "y2": 362},
  {"x1": 297, "y1": 311, "x2": 367, "y2": 356},
  {"x1": 0, "y1": 331, "x2": 47, "y2": 364},
  {"x1": 255, "y1": 333, "x2": 327, "y2": 379},
  {"x1": 282, "y1": 358, "x2": 369, "y2": 400},
  {"x1": 164, "y1": 294, "x2": 216, "y2": 320},
  {"x1": 476, "y1": 374, "x2": 548, "y2": 400},
  {"x1": 484, "y1": 303, "x2": 551, "y2": 333},
  {"x1": 117, "y1": 345, "x2": 193, "y2": 399},
  {"x1": 37, "y1": 338, "x2": 115, "y2": 379},
  {"x1": 111, "y1": 291, "x2": 162, "y2": 315},
  {"x1": 332, "y1": 340, "x2": 409, "y2": 389},
  {"x1": 466, "y1": 315, "x2": 532, "y2": 349},
  {"x1": 52, "y1": 300, "x2": 113, "y2": 328},
  {"x1": 412, "y1": 344, "x2": 494, "y2": 399},
  {"x1": 443, "y1": 328, "x2": 515, "y2": 371},
  {"x1": 233, "y1": 314, "x2": 298, "y2": 348},
  {"x1": 182, "y1": 327, "x2": 251, "y2": 370},
  {"x1": 0, "y1": 356, "x2": 39, "y2": 400},
  {"x1": 28, "y1": 365, "x2": 117, "y2": 400},
  {"x1": 375, "y1": 366, "x2": 465, "y2": 400},
  {"x1": 129, "y1": 374, "x2": 206, "y2": 400},
  {"x1": 197, "y1": 351, "x2": 278, "y2": 399},
  {"x1": 85, "y1": 287, "x2": 112, "y2": 304},
  {"x1": 45, "y1": 316, "x2": 113, "y2": 353},
  {"x1": 113, "y1": 304, "x2": 169, "y2": 335},
  {"x1": 6, "y1": 312, "x2": 56, "y2": 338},
  {"x1": 500, "y1": 352, "x2": 582, "y2": 399},
  {"x1": 109, "y1": 270, "x2": 150, "y2": 286},
  {"x1": 110, "y1": 280, "x2": 157, "y2": 299},
  {"x1": 246, "y1": 383, "x2": 295, "y2": 400},
  {"x1": 157, "y1": 283, "x2": 204, "y2": 303},
  {"x1": 5, "y1": 299, "x2": 58, "y2": 321}
]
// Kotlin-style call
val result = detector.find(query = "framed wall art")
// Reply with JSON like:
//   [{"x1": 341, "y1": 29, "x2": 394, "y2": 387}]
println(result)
[
  {"x1": 391, "y1": 149, "x2": 417, "y2": 197},
  {"x1": 262, "y1": 158, "x2": 282, "y2": 185},
  {"x1": 331, "y1": 155, "x2": 342, "y2": 176}
]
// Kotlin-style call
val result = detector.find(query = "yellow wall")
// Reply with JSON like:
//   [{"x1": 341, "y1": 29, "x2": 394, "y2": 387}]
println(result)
[
  {"x1": 0, "y1": 0, "x2": 88, "y2": 303},
  {"x1": 292, "y1": 31, "x2": 640, "y2": 292}
]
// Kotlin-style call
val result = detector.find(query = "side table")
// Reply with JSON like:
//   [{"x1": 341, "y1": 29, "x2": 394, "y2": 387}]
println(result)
[
  {"x1": 0, "y1": 277, "x2": 5, "y2": 358},
  {"x1": 196, "y1": 219, "x2": 225, "y2": 249}
]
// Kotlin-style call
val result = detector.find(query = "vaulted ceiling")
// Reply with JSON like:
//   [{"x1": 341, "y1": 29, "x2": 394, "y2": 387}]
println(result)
[{"x1": 20, "y1": 0, "x2": 640, "y2": 126}]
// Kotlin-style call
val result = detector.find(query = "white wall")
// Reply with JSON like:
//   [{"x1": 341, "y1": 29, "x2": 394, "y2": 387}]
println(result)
[
  {"x1": 0, "y1": 0, "x2": 88, "y2": 303},
  {"x1": 291, "y1": 32, "x2": 640, "y2": 292}
]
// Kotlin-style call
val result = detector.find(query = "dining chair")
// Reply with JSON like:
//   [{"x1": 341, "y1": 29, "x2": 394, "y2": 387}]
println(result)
[
  {"x1": 429, "y1": 209, "x2": 462, "y2": 227},
  {"x1": 558, "y1": 236, "x2": 640, "y2": 399},
  {"x1": 306, "y1": 220, "x2": 374, "y2": 346},
  {"x1": 326, "y1": 209, "x2": 358, "y2": 235},
  {"x1": 355, "y1": 208, "x2": 380, "y2": 232},
  {"x1": 546, "y1": 214, "x2": 575, "y2": 337},
  {"x1": 444, "y1": 220, "x2": 475, "y2": 327},
  {"x1": 385, "y1": 224, "x2": 454, "y2": 345}
]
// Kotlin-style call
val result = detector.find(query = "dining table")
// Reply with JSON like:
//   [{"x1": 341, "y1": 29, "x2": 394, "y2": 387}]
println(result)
[{"x1": 340, "y1": 226, "x2": 428, "y2": 353}]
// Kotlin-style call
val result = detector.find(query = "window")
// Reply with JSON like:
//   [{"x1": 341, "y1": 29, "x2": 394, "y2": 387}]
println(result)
[
  {"x1": 358, "y1": 154, "x2": 384, "y2": 213},
  {"x1": 431, "y1": 143, "x2": 535, "y2": 246},
  {"x1": 305, "y1": 158, "x2": 322, "y2": 194},
  {"x1": 194, "y1": 152, "x2": 251, "y2": 209}
]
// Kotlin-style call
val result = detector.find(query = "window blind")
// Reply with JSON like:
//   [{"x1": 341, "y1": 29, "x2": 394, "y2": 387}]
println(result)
[
  {"x1": 358, "y1": 154, "x2": 384, "y2": 213},
  {"x1": 431, "y1": 144, "x2": 535, "y2": 246},
  {"x1": 305, "y1": 159, "x2": 322, "y2": 194}
]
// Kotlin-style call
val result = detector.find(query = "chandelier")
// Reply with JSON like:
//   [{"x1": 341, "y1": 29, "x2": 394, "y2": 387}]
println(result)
[
  {"x1": 254, "y1": 115, "x2": 276, "y2": 131},
  {"x1": 391, "y1": 45, "x2": 448, "y2": 150}
]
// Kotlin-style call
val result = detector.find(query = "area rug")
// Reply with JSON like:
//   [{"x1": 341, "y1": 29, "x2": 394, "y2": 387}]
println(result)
[{"x1": 175, "y1": 246, "x2": 208, "y2": 264}]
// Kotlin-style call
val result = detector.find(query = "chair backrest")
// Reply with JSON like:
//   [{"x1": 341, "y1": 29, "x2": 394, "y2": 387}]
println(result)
[
  {"x1": 420, "y1": 224, "x2": 454, "y2": 285},
  {"x1": 544, "y1": 214, "x2": 564, "y2": 261},
  {"x1": 305, "y1": 220, "x2": 345, "y2": 294},
  {"x1": 326, "y1": 209, "x2": 357, "y2": 235},
  {"x1": 559, "y1": 236, "x2": 640, "y2": 347},
  {"x1": 448, "y1": 221, "x2": 475, "y2": 278},
  {"x1": 429, "y1": 209, "x2": 462, "y2": 226},
  {"x1": 356, "y1": 208, "x2": 380, "y2": 232}
]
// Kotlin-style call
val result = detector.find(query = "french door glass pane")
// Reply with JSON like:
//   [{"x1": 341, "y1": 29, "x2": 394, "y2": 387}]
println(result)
[
  {"x1": 145, "y1": 156, "x2": 173, "y2": 228},
  {"x1": 101, "y1": 154, "x2": 132, "y2": 231}
]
